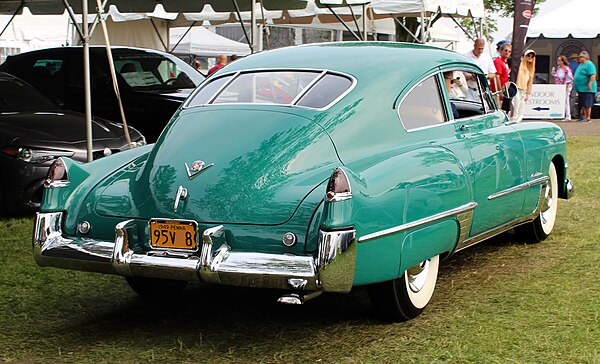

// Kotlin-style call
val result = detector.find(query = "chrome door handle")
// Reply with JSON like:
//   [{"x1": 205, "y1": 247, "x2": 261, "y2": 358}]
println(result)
[{"x1": 459, "y1": 124, "x2": 470, "y2": 131}]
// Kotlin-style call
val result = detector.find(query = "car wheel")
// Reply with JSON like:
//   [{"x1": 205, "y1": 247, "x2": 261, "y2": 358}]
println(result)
[
  {"x1": 367, "y1": 255, "x2": 440, "y2": 322},
  {"x1": 516, "y1": 162, "x2": 558, "y2": 243},
  {"x1": 125, "y1": 277, "x2": 188, "y2": 299}
]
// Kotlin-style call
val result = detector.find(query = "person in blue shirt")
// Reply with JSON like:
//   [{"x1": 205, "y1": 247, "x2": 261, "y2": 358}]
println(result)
[{"x1": 573, "y1": 51, "x2": 597, "y2": 122}]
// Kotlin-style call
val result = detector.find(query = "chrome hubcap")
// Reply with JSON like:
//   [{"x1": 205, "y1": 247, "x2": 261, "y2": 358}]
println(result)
[{"x1": 407, "y1": 260, "x2": 430, "y2": 293}]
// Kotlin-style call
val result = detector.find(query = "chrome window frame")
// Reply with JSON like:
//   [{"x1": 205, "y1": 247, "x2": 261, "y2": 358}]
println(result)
[
  {"x1": 183, "y1": 68, "x2": 356, "y2": 111},
  {"x1": 396, "y1": 71, "x2": 447, "y2": 132},
  {"x1": 397, "y1": 66, "x2": 495, "y2": 133}
]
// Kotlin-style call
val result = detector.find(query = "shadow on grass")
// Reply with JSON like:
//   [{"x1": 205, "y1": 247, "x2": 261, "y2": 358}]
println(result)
[{"x1": 35, "y1": 232, "x2": 530, "y2": 347}]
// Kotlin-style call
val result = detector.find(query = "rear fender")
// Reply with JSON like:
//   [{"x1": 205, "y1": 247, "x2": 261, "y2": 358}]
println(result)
[
  {"x1": 41, "y1": 145, "x2": 153, "y2": 235},
  {"x1": 348, "y1": 146, "x2": 472, "y2": 285}
]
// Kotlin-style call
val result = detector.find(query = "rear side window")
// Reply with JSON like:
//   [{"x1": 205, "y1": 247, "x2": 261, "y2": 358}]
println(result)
[
  {"x1": 296, "y1": 74, "x2": 353, "y2": 108},
  {"x1": 399, "y1": 76, "x2": 445, "y2": 130},
  {"x1": 187, "y1": 70, "x2": 354, "y2": 109}
]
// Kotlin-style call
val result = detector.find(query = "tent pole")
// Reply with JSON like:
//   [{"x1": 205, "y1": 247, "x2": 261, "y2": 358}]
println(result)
[
  {"x1": 82, "y1": 0, "x2": 93, "y2": 162},
  {"x1": 170, "y1": 21, "x2": 196, "y2": 53},
  {"x1": 231, "y1": 0, "x2": 253, "y2": 53},
  {"x1": 326, "y1": 5, "x2": 361, "y2": 41},
  {"x1": 0, "y1": 1, "x2": 23, "y2": 38},
  {"x1": 61, "y1": 0, "x2": 84, "y2": 43},
  {"x1": 88, "y1": 0, "x2": 108, "y2": 38},
  {"x1": 420, "y1": 11, "x2": 425, "y2": 43},
  {"x1": 149, "y1": 18, "x2": 168, "y2": 52},
  {"x1": 96, "y1": 0, "x2": 131, "y2": 147},
  {"x1": 448, "y1": 15, "x2": 476, "y2": 42},
  {"x1": 251, "y1": 0, "x2": 256, "y2": 52},
  {"x1": 362, "y1": 4, "x2": 367, "y2": 41},
  {"x1": 346, "y1": 4, "x2": 363, "y2": 41}
]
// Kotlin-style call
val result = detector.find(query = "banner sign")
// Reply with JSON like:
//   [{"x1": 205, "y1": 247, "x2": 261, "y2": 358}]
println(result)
[
  {"x1": 510, "y1": 0, "x2": 536, "y2": 82},
  {"x1": 523, "y1": 84, "x2": 566, "y2": 119}
]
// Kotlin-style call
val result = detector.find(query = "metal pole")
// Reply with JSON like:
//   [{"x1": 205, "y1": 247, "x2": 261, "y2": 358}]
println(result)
[
  {"x1": 82, "y1": 0, "x2": 93, "y2": 162},
  {"x1": 420, "y1": 11, "x2": 425, "y2": 43},
  {"x1": 96, "y1": 0, "x2": 131, "y2": 147},
  {"x1": 0, "y1": 2, "x2": 23, "y2": 38},
  {"x1": 232, "y1": 0, "x2": 253, "y2": 53},
  {"x1": 251, "y1": 0, "x2": 256, "y2": 52},
  {"x1": 362, "y1": 4, "x2": 367, "y2": 41}
]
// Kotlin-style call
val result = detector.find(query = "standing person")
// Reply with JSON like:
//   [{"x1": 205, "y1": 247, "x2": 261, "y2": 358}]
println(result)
[
  {"x1": 208, "y1": 55, "x2": 228, "y2": 76},
  {"x1": 568, "y1": 53, "x2": 581, "y2": 119},
  {"x1": 492, "y1": 42, "x2": 512, "y2": 113},
  {"x1": 511, "y1": 49, "x2": 536, "y2": 123},
  {"x1": 552, "y1": 55, "x2": 574, "y2": 121},
  {"x1": 573, "y1": 51, "x2": 597, "y2": 122},
  {"x1": 463, "y1": 38, "x2": 497, "y2": 100}
]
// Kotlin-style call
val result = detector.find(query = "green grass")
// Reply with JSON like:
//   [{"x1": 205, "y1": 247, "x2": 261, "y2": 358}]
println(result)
[{"x1": 1, "y1": 137, "x2": 599, "y2": 363}]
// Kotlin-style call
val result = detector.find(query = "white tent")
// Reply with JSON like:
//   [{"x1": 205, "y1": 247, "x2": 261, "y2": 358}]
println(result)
[
  {"x1": 527, "y1": 0, "x2": 599, "y2": 38},
  {"x1": 0, "y1": 8, "x2": 71, "y2": 61},
  {"x1": 170, "y1": 26, "x2": 251, "y2": 56}
]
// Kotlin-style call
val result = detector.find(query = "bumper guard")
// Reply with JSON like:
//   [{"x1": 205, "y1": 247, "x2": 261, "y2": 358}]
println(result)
[{"x1": 33, "y1": 212, "x2": 356, "y2": 293}]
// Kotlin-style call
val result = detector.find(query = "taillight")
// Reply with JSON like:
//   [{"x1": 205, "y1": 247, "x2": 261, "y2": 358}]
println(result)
[
  {"x1": 326, "y1": 167, "x2": 352, "y2": 202},
  {"x1": 44, "y1": 158, "x2": 70, "y2": 188}
]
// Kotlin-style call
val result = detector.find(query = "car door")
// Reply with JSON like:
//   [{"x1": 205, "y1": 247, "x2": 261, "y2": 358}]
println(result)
[{"x1": 444, "y1": 68, "x2": 527, "y2": 237}]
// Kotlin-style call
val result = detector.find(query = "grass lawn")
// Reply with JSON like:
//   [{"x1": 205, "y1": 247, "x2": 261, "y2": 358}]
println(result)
[{"x1": 0, "y1": 136, "x2": 599, "y2": 363}]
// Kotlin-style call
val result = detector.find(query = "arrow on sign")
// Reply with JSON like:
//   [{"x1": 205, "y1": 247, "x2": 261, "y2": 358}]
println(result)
[{"x1": 532, "y1": 107, "x2": 550, "y2": 111}]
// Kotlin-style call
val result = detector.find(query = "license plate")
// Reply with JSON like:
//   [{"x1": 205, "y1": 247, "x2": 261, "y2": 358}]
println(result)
[{"x1": 149, "y1": 219, "x2": 198, "y2": 251}]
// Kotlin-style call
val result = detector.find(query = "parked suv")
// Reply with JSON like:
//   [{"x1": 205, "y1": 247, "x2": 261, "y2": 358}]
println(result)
[{"x1": 0, "y1": 46, "x2": 205, "y2": 142}]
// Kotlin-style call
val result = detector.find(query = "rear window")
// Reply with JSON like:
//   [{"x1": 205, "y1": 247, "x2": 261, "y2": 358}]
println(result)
[{"x1": 187, "y1": 70, "x2": 354, "y2": 109}]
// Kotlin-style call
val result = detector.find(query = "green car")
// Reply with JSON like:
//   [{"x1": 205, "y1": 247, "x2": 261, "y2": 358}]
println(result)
[{"x1": 34, "y1": 42, "x2": 574, "y2": 322}]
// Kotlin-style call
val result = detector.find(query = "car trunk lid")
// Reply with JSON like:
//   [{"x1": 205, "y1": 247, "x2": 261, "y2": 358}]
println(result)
[{"x1": 94, "y1": 106, "x2": 339, "y2": 225}]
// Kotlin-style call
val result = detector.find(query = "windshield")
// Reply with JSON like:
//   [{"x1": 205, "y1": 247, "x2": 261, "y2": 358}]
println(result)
[
  {"x1": 114, "y1": 53, "x2": 204, "y2": 90},
  {"x1": 0, "y1": 75, "x2": 58, "y2": 112}
]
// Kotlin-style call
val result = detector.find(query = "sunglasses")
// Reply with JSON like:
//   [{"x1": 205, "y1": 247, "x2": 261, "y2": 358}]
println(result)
[
  {"x1": 526, "y1": 54, "x2": 535, "y2": 58},
  {"x1": 444, "y1": 77, "x2": 456, "y2": 84}
]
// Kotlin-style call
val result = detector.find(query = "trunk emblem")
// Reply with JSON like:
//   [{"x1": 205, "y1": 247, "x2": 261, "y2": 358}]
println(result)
[{"x1": 185, "y1": 160, "x2": 214, "y2": 180}]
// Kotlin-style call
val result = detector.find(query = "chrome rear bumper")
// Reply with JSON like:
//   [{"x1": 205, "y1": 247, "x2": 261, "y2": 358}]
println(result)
[{"x1": 33, "y1": 212, "x2": 356, "y2": 293}]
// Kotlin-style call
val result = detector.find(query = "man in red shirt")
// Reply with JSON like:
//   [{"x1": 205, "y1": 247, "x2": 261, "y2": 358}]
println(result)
[
  {"x1": 208, "y1": 55, "x2": 228, "y2": 76},
  {"x1": 492, "y1": 42, "x2": 512, "y2": 113}
]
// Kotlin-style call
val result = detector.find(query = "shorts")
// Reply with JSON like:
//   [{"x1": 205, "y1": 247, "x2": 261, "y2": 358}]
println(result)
[{"x1": 579, "y1": 92, "x2": 595, "y2": 108}]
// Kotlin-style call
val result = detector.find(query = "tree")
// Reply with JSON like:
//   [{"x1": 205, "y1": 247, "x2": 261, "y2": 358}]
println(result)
[{"x1": 394, "y1": 0, "x2": 545, "y2": 43}]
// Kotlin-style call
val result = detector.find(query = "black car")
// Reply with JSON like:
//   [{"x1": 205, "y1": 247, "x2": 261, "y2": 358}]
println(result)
[
  {"x1": 0, "y1": 72, "x2": 145, "y2": 215},
  {"x1": 0, "y1": 46, "x2": 205, "y2": 142}
]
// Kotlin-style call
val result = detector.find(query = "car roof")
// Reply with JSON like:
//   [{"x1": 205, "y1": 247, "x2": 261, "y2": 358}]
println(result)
[
  {"x1": 5, "y1": 46, "x2": 173, "y2": 58},
  {"x1": 219, "y1": 41, "x2": 479, "y2": 79}
]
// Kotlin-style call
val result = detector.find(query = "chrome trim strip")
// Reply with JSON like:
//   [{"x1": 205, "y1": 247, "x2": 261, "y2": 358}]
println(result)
[
  {"x1": 290, "y1": 70, "x2": 327, "y2": 105},
  {"x1": 33, "y1": 213, "x2": 356, "y2": 293},
  {"x1": 358, "y1": 202, "x2": 478, "y2": 243},
  {"x1": 487, "y1": 176, "x2": 549, "y2": 201},
  {"x1": 456, "y1": 176, "x2": 549, "y2": 252},
  {"x1": 185, "y1": 68, "x2": 357, "y2": 112},
  {"x1": 205, "y1": 71, "x2": 240, "y2": 105}
]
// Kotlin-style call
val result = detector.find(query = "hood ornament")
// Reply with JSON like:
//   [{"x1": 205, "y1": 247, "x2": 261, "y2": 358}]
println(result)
[{"x1": 185, "y1": 160, "x2": 214, "y2": 180}]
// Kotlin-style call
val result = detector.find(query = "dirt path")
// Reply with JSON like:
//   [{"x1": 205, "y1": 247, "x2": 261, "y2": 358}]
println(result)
[{"x1": 530, "y1": 119, "x2": 600, "y2": 137}]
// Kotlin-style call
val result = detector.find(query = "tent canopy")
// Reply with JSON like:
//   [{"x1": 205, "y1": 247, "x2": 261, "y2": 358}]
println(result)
[
  {"x1": 527, "y1": 0, "x2": 599, "y2": 38},
  {"x1": 0, "y1": 0, "x2": 309, "y2": 14},
  {"x1": 170, "y1": 26, "x2": 251, "y2": 56}
]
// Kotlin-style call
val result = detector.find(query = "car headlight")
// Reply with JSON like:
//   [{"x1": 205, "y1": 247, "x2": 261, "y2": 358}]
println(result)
[{"x1": 0, "y1": 147, "x2": 75, "y2": 163}]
